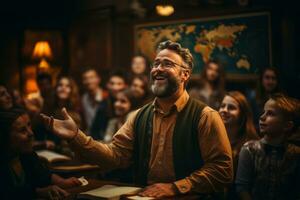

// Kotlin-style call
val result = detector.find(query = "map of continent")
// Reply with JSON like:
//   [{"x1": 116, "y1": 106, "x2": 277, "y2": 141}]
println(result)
[{"x1": 135, "y1": 13, "x2": 270, "y2": 75}]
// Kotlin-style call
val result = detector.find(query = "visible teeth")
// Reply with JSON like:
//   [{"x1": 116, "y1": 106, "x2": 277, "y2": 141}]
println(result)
[{"x1": 155, "y1": 76, "x2": 165, "y2": 80}]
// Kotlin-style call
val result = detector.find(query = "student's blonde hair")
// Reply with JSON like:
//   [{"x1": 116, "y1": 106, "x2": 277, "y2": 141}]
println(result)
[{"x1": 270, "y1": 93, "x2": 300, "y2": 132}]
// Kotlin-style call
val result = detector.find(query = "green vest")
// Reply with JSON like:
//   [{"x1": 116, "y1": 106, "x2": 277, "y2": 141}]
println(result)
[{"x1": 133, "y1": 98, "x2": 206, "y2": 185}]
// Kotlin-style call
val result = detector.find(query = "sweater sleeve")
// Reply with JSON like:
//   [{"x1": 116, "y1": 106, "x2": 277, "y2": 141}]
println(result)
[
  {"x1": 235, "y1": 144, "x2": 254, "y2": 194},
  {"x1": 69, "y1": 110, "x2": 139, "y2": 171}
]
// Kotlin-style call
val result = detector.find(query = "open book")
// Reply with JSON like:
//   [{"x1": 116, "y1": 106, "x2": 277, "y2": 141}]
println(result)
[
  {"x1": 36, "y1": 150, "x2": 71, "y2": 163},
  {"x1": 77, "y1": 185, "x2": 144, "y2": 200}
]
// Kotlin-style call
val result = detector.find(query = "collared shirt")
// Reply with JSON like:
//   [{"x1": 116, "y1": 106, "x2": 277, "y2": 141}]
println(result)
[
  {"x1": 81, "y1": 88, "x2": 104, "y2": 134},
  {"x1": 70, "y1": 90, "x2": 233, "y2": 194},
  {"x1": 236, "y1": 138, "x2": 300, "y2": 200}
]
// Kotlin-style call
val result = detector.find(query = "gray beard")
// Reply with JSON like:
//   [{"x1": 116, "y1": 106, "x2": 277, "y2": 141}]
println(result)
[{"x1": 151, "y1": 76, "x2": 180, "y2": 98}]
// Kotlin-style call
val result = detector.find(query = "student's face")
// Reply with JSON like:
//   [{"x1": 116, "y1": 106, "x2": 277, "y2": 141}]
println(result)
[
  {"x1": 56, "y1": 78, "x2": 72, "y2": 100},
  {"x1": 0, "y1": 86, "x2": 13, "y2": 110},
  {"x1": 82, "y1": 70, "x2": 100, "y2": 92},
  {"x1": 259, "y1": 99, "x2": 287, "y2": 136},
  {"x1": 150, "y1": 49, "x2": 188, "y2": 98},
  {"x1": 10, "y1": 114, "x2": 34, "y2": 154},
  {"x1": 262, "y1": 69, "x2": 277, "y2": 92},
  {"x1": 219, "y1": 95, "x2": 241, "y2": 126},
  {"x1": 107, "y1": 76, "x2": 126, "y2": 98},
  {"x1": 206, "y1": 62, "x2": 219, "y2": 82},
  {"x1": 131, "y1": 56, "x2": 147, "y2": 75},
  {"x1": 114, "y1": 92, "x2": 131, "y2": 117},
  {"x1": 130, "y1": 78, "x2": 145, "y2": 98}
]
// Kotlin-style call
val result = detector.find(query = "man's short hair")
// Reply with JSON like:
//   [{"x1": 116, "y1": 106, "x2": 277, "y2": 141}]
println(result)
[{"x1": 157, "y1": 40, "x2": 194, "y2": 71}]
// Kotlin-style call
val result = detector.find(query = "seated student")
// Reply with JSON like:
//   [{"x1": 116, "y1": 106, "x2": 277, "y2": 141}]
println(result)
[
  {"x1": 219, "y1": 91, "x2": 259, "y2": 199},
  {"x1": 0, "y1": 108, "x2": 81, "y2": 200},
  {"x1": 103, "y1": 89, "x2": 139, "y2": 143},
  {"x1": 130, "y1": 75, "x2": 153, "y2": 107},
  {"x1": 235, "y1": 93, "x2": 300, "y2": 200}
]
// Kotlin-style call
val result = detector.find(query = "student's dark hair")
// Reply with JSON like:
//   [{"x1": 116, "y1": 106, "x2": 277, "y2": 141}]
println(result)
[
  {"x1": 157, "y1": 40, "x2": 194, "y2": 71},
  {"x1": 81, "y1": 67, "x2": 100, "y2": 77},
  {"x1": 109, "y1": 69, "x2": 129, "y2": 85},
  {"x1": 257, "y1": 67, "x2": 282, "y2": 103},
  {"x1": 118, "y1": 89, "x2": 139, "y2": 111},
  {"x1": 36, "y1": 72, "x2": 52, "y2": 83},
  {"x1": 0, "y1": 107, "x2": 27, "y2": 160},
  {"x1": 200, "y1": 58, "x2": 226, "y2": 91}
]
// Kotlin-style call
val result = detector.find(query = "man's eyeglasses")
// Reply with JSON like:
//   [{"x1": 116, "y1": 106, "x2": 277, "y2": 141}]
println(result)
[{"x1": 151, "y1": 60, "x2": 188, "y2": 70}]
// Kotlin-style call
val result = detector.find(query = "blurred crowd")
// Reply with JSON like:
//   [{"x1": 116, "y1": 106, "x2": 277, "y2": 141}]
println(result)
[{"x1": 0, "y1": 52, "x2": 299, "y2": 199}]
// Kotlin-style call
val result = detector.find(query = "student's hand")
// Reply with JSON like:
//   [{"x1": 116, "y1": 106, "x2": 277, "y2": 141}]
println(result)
[
  {"x1": 57, "y1": 177, "x2": 82, "y2": 189},
  {"x1": 36, "y1": 185, "x2": 69, "y2": 200},
  {"x1": 138, "y1": 183, "x2": 178, "y2": 198},
  {"x1": 40, "y1": 108, "x2": 78, "y2": 140}
]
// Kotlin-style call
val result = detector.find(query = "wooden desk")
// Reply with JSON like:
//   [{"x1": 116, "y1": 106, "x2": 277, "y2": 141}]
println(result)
[
  {"x1": 48, "y1": 159, "x2": 102, "y2": 179},
  {"x1": 66, "y1": 179, "x2": 202, "y2": 200}
]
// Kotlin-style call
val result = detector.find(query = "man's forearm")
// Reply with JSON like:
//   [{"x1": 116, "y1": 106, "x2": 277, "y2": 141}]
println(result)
[{"x1": 69, "y1": 130, "x2": 132, "y2": 170}]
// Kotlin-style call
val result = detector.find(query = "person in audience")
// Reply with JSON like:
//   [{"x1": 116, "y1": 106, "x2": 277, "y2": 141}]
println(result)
[
  {"x1": 130, "y1": 55, "x2": 149, "y2": 77},
  {"x1": 53, "y1": 76, "x2": 82, "y2": 127},
  {"x1": 0, "y1": 84, "x2": 13, "y2": 111},
  {"x1": 188, "y1": 59, "x2": 225, "y2": 110},
  {"x1": 11, "y1": 89, "x2": 25, "y2": 108},
  {"x1": 219, "y1": 91, "x2": 259, "y2": 199},
  {"x1": 48, "y1": 76, "x2": 82, "y2": 155},
  {"x1": 0, "y1": 108, "x2": 81, "y2": 200},
  {"x1": 235, "y1": 93, "x2": 300, "y2": 200},
  {"x1": 248, "y1": 67, "x2": 283, "y2": 129},
  {"x1": 130, "y1": 75, "x2": 152, "y2": 107},
  {"x1": 106, "y1": 70, "x2": 128, "y2": 101},
  {"x1": 103, "y1": 89, "x2": 138, "y2": 143},
  {"x1": 81, "y1": 68, "x2": 109, "y2": 139},
  {"x1": 102, "y1": 89, "x2": 139, "y2": 183},
  {"x1": 24, "y1": 72, "x2": 54, "y2": 115},
  {"x1": 81, "y1": 68, "x2": 108, "y2": 133},
  {"x1": 41, "y1": 40, "x2": 233, "y2": 199}
]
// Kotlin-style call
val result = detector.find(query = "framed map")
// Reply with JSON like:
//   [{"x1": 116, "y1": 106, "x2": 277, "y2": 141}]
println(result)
[{"x1": 134, "y1": 12, "x2": 271, "y2": 80}]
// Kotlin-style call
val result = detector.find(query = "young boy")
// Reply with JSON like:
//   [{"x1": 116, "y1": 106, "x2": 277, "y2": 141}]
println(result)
[{"x1": 235, "y1": 93, "x2": 300, "y2": 200}]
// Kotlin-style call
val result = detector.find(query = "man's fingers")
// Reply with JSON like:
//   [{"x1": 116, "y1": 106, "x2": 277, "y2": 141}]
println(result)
[{"x1": 61, "y1": 107, "x2": 71, "y2": 120}]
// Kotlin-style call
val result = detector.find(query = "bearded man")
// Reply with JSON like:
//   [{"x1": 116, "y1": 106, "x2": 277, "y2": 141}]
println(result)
[{"x1": 41, "y1": 40, "x2": 233, "y2": 198}]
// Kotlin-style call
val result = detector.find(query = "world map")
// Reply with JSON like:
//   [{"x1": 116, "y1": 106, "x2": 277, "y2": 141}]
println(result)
[{"x1": 135, "y1": 13, "x2": 270, "y2": 75}]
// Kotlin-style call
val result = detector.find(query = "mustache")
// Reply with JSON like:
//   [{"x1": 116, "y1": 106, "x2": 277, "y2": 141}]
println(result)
[{"x1": 151, "y1": 72, "x2": 169, "y2": 80}]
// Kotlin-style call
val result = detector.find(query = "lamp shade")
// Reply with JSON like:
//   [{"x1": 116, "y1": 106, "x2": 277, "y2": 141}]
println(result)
[
  {"x1": 156, "y1": 4, "x2": 174, "y2": 16},
  {"x1": 32, "y1": 41, "x2": 52, "y2": 59}
]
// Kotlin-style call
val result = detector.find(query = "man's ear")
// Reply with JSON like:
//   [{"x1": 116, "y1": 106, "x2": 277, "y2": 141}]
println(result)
[
  {"x1": 284, "y1": 120, "x2": 294, "y2": 132},
  {"x1": 181, "y1": 69, "x2": 190, "y2": 82}
]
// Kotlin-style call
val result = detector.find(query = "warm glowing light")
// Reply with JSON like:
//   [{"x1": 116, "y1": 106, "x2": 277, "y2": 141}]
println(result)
[
  {"x1": 38, "y1": 58, "x2": 50, "y2": 70},
  {"x1": 32, "y1": 41, "x2": 52, "y2": 59},
  {"x1": 156, "y1": 5, "x2": 174, "y2": 16}
]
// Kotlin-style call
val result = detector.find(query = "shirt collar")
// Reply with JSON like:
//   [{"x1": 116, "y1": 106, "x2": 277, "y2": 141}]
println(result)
[{"x1": 152, "y1": 90, "x2": 190, "y2": 114}]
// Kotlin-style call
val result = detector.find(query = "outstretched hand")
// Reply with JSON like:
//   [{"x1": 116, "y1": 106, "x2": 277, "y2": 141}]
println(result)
[{"x1": 40, "y1": 108, "x2": 78, "y2": 140}]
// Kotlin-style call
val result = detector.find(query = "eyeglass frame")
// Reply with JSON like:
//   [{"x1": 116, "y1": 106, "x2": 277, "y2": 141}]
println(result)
[{"x1": 151, "y1": 59, "x2": 189, "y2": 70}]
